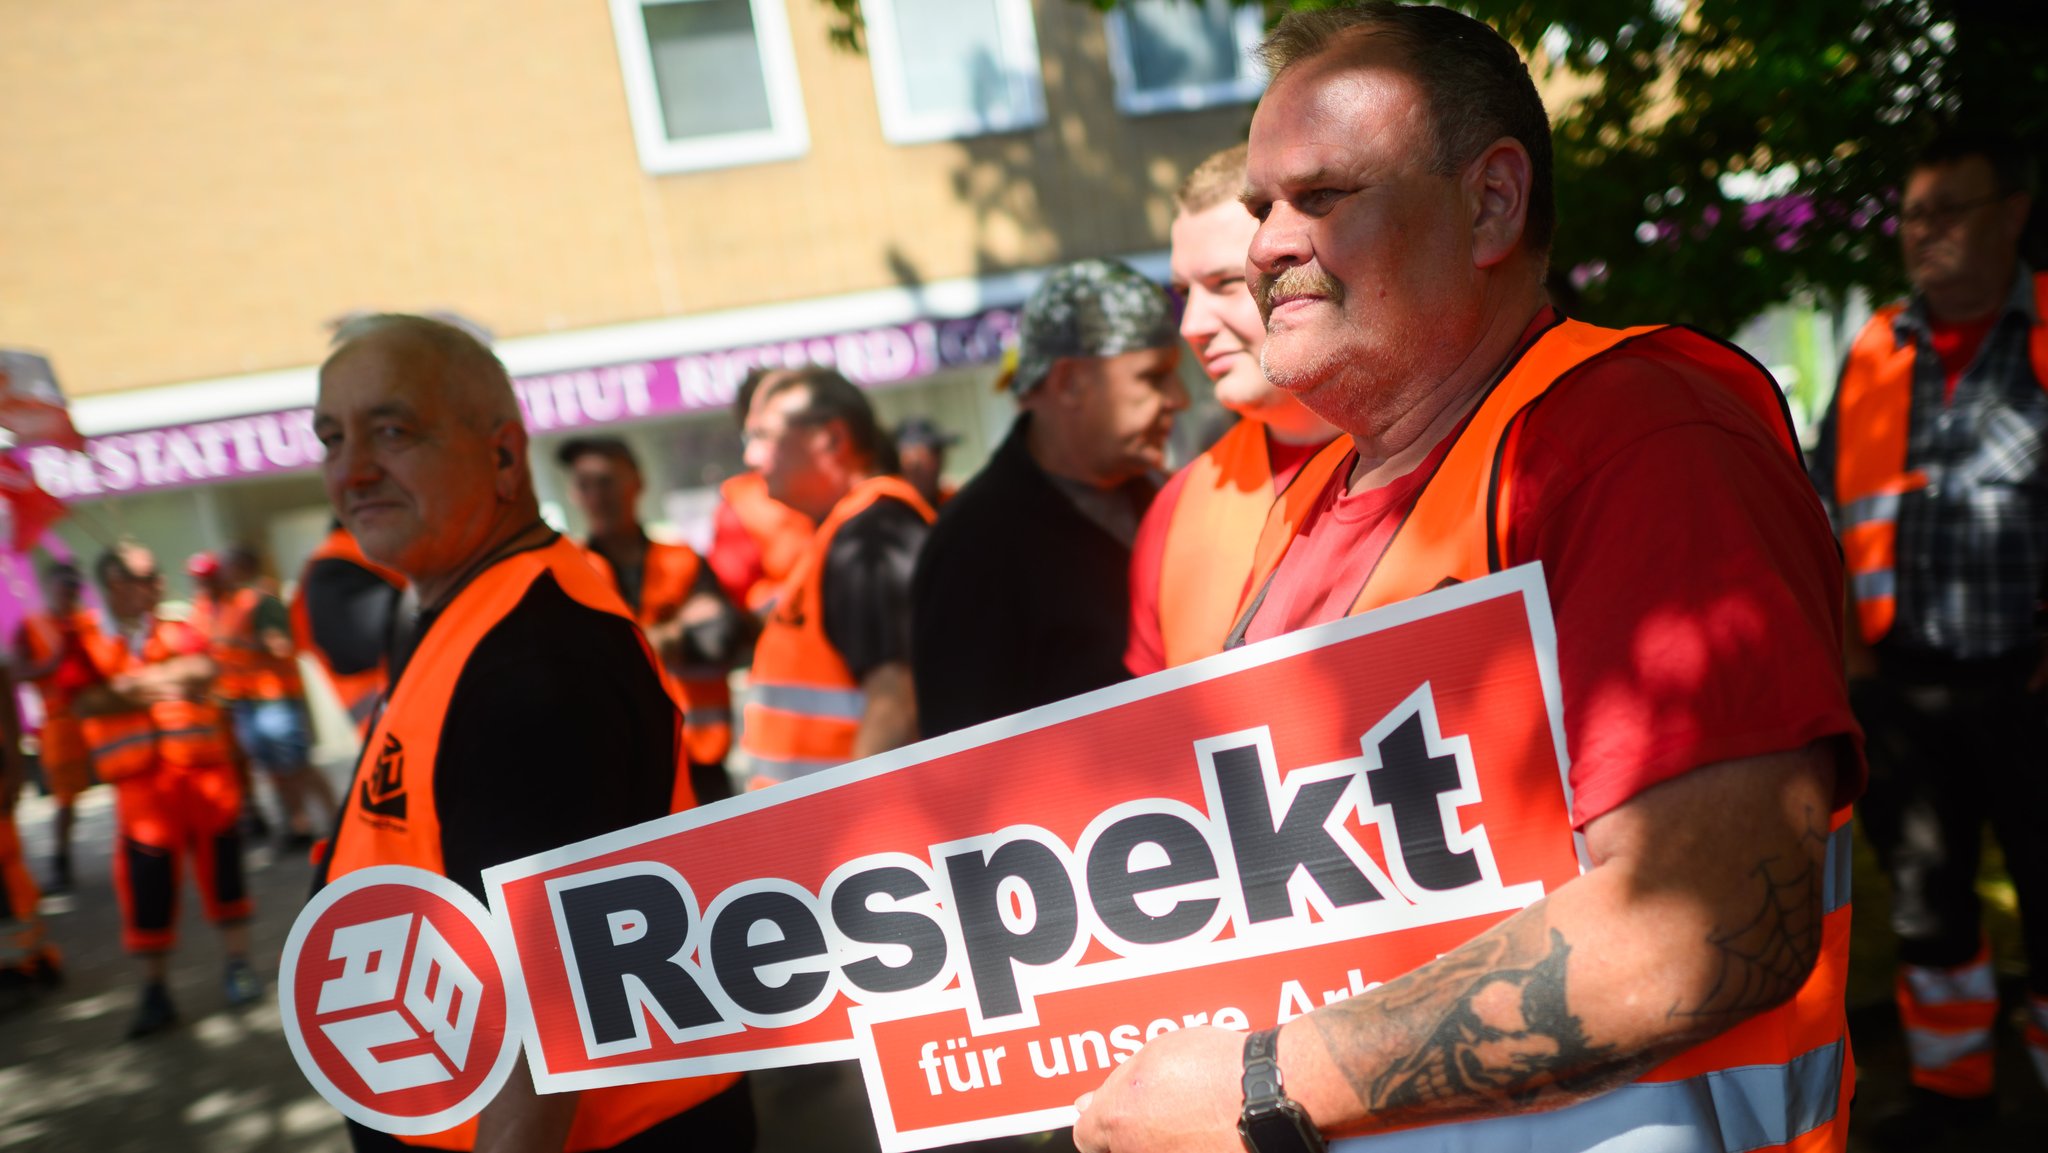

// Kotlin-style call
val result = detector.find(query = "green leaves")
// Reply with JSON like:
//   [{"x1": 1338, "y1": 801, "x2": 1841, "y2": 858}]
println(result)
[{"x1": 818, "y1": 0, "x2": 2044, "y2": 333}]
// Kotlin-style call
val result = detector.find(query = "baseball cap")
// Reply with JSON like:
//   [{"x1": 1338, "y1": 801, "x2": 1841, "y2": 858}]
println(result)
[
  {"x1": 894, "y1": 417, "x2": 960, "y2": 450},
  {"x1": 1008, "y1": 259, "x2": 1177, "y2": 397},
  {"x1": 555, "y1": 436, "x2": 640, "y2": 471},
  {"x1": 186, "y1": 552, "x2": 221, "y2": 579}
]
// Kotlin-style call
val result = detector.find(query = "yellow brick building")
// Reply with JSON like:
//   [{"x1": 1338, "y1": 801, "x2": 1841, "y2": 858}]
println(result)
[{"x1": 1, "y1": 0, "x2": 1264, "y2": 576}]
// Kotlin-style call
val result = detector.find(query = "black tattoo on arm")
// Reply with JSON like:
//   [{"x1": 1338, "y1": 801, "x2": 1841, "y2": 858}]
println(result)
[
  {"x1": 1309, "y1": 908, "x2": 1654, "y2": 1127},
  {"x1": 1667, "y1": 805, "x2": 1829, "y2": 1026}
]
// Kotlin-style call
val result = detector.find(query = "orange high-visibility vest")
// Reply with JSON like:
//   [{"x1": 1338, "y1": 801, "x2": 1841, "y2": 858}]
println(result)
[
  {"x1": 79, "y1": 618, "x2": 234, "y2": 781},
  {"x1": 577, "y1": 538, "x2": 734, "y2": 770},
  {"x1": 1831, "y1": 271, "x2": 2048, "y2": 644},
  {"x1": 741, "y1": 478, "x2": 933, "y2": 784},
  {"x1": 325, "y1": 537, "x2": 736, "y2": 1151},
  {"x1": 290, "y1": 526, "x2": 403, "y2": 730},
  {"x1": 720, "y1": 472, "x2": 815, "y2": 612},
  {"x1": 1244, "y1": 319, "x2": 1855, "y2": 1153},
  {"x1": 211, "y1": 586, "x2": 304, "y2": 702},
  {"x1": 1158, "y1": 419, "x2": 1329, "y2": 668},
  {"x1": 19, "y1": 609, "x2": 103, "y2": 769}
]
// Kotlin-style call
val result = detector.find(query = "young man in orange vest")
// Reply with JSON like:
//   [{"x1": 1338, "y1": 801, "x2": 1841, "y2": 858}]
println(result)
[
  {"x1": 913, "y1": 260, "x2": 1188, "y2": 740},
  {"x1": 1126, "y1": 144, "x2": 1338, "y2": 675},
  {"x1": 312, "y1": 313, "x2": 751, "y2": 1152},
  {"x1": 1075, "y1": 8, "x2": 1859, "y2": 1153},
  {"x1": 216, "y1": 544, "x2": 338, "y2": 847},
  {"x1": 11, "y1": 560, "x2": 102, "y2": 891},
  {"x1": 290, "y1": 520, "x2": 406, "y2": 734},
  {"x1": 738, "y1": 366, "x2": 931, "y2": 786},
  {"x1": 1811, "y1": 130, "x2": 2048, "y2": 1138},
  {"x1": 76, "y1": 542, "x2": 257, "y2": 1038},
  {"x1": 557, "y1": 435, "x2": 744, "y2": 804}
]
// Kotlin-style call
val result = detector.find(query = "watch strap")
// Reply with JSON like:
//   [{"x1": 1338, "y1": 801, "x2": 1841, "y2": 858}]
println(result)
[{"x1": 1242, "y1": 1026, "x2": 1286, "y2": 1103}]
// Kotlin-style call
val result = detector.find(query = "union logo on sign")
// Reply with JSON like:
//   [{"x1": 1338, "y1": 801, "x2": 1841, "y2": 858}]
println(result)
[{"x1": 280, "y1": 866, "x2": 520, "y2": 1135}]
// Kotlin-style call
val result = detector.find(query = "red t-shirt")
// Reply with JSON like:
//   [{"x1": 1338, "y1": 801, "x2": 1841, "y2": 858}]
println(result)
[
  {"x1": 707, "y1": 498, "x2": 767, "y2": 609},
  {"x1": 1929, "y1": 312, "x2": 1997, "y2": 402},
  {"x1": 1125, "y1": 430, "x2": 1326, "y2": 677},
  {"x1": 1246, "y1": 320, "x2": 1861, "y2": 828}
]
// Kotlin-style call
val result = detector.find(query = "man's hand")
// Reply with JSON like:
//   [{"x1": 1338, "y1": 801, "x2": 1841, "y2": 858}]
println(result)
[{"x1": 1073, "y1": 1025, "x2": 1245, "y2": 1153}]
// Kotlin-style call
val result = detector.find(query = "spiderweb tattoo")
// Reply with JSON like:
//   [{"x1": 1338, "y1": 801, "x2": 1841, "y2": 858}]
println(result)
[{"x1": 1668, "y1": 806, "x2": 1829, "y2": 1024}]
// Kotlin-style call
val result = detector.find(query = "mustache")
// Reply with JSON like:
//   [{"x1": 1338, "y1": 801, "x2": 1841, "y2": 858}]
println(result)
[{"x1": 1253, "y1": 265, "x2": 1345, "y2": 321}]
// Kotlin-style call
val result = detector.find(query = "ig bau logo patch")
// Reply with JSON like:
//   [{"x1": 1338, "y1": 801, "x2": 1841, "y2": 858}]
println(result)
[{"x1": 280, "y1": 866, "x2": 521, "y2": 1135}]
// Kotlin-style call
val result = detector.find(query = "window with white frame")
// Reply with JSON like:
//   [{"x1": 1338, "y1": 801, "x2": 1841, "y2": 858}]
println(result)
[
  {"x1": 861, "y1": 0, "x2": 1047, "y2": 145},
  {"x1": 1105, "y1": 0, "x2": 1266, "y2": 116},
  {"x1": 608, "y1": 0, "x2": 809, "y2": 174}
]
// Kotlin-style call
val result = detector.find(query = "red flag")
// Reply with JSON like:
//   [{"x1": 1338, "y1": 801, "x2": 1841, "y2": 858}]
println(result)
[
  {"x1": 0, "y1": 350, "x2": 86, "y2": 452},
  {"x1": 0, "y1": 452, "x2": 65, "y2": 552}
]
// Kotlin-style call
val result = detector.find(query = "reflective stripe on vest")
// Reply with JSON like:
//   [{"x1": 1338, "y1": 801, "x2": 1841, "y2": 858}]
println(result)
[
  {"x1": 1159, "y1": 420, "x2": 1331, "y2": 667},
  {"x1": 1243, "y1": 318, "x2": 1851, "y2": 1153},
  {"x1": 1333, "y1": 1037, "x2": 1844, "y2": 1153},
  {"x1": 741, "y1": 477, "x2": 934, "y2": 781},
  {"x1": 1832, "y1": 270, "x2": 2048, "y2": 643},
  {"x1": 323, "y1": 537, "x2": 736, "y2": 1151},
  {"x1": 290, "y1": 527, "x2": 400, "y2": 734}
]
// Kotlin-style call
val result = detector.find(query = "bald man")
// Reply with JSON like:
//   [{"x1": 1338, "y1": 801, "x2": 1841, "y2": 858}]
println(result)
[{"x1": 310, "y1": 315, "x2": 754, "y2": 1153}]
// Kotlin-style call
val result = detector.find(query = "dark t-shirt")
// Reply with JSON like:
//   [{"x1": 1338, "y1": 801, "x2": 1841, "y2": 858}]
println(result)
[
  {"x1": 303, "y1": 556, "x2": 401, "y2": 676},
  {"x1": 401, "y1": 572, "x2": 679, "y2": 901},
  {"x1": 913, "y1": 415, "x2": 1157, "y2": 739},
  {"x1": 821, "y1": 497, "x2": 927, "y2": 682}
]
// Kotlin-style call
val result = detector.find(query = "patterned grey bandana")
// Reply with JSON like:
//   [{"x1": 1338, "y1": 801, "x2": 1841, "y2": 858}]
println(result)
[{"x1": 1010, "y1": 259, "x2": 1177, "y2": 396}]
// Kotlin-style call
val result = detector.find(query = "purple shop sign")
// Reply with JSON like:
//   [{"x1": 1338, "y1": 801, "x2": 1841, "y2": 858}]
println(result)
[{"x1": 27, "y1": 307, "x2": 1020, "y2": 500}]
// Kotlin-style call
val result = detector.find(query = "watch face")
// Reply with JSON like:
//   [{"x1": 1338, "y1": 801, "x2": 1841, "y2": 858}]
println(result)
[{"x1": 1239, "y1": 1105, "x2": 1323, "y2": 1153}]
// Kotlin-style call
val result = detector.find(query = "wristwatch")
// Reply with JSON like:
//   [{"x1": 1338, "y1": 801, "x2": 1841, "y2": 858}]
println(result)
[{"x1": 1238, "y1": 1027, "x2": 1327, "y2": 1153}]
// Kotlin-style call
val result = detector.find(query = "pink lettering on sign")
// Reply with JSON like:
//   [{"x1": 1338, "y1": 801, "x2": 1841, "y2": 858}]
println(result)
[{"x1": 37, "y1": 308, "x2": 1018, "y2": 497}]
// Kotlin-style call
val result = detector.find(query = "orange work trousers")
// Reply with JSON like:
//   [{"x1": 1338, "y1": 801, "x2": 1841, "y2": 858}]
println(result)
[{"x1": 113, "y1": 763, "x2": 251, "y2": 953}]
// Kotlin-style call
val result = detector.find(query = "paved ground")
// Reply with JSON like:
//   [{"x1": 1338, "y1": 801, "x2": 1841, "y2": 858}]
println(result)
[{"x1": 1, "y1": 766, "x2": 2042, "y2": 1152}]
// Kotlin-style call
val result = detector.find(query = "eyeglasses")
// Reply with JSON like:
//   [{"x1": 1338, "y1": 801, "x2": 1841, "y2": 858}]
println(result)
[{"x1": 1899, "y1": 194, "x2": 2009, "y2": 231}]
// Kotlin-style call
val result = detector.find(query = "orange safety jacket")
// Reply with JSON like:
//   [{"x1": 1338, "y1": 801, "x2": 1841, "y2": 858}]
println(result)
[
  {"x1": 719, "y1": 472, "x2": 815, "y2": 613},
  {"x1": 211, "y1": 585, "x2": 305, "y2": 702},
  {"x1": 79, "y1": 617, "x2": 234, "y2": 782},
  {"x1": 19, "y1": 609, "x2": 103, "y2": 769},
  {"x1": 290, "y1": 527, "x2": 404, "y2": 731},
  {"x1": 576, "y1": 537, "x2": 734, "y2": 770},
  {"x1": 741, "y1": 477, "x2": 934, "y2": 784},
  {"x1": 1158, "y1": 419, "x2": 1329, "y2": 668},
  {"x1": 325, "y1": 537, "x2": 736, "y2": 1151},
  {"x1": 1239, "y1": 319, "x2": 1855, "y2": 1153},
  {"x1": 1831, "y1": 270, "x2": 2048, "y2": 644}
]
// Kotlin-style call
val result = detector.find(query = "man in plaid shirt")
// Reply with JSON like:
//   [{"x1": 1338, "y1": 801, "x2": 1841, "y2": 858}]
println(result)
[{"x1": 1811, "y1": 129, "x2": 2048, "y2": 1144}]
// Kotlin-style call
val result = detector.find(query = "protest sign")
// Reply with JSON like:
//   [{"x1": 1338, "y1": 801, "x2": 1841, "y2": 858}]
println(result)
[{"x1": 282, "y1": 565, "x2": 1581, "y2": 1149}]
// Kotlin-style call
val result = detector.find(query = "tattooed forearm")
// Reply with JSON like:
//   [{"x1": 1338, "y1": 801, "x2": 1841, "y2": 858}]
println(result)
[
  {"x1": 1309, "y1": 908, "x2": 1653, "y2": 1127},
  {"x1": 1667, "y1": 805, "x2": 1829, "y2": 1027}
]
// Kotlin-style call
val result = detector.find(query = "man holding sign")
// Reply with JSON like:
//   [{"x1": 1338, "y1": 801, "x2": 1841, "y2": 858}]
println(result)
[
  {"x1": 309, "y1": 315, "x2": 752, "y2": 1152},
  {"x1": 1076, "y1": 5, "x2": 1859, "y2": 1152}
]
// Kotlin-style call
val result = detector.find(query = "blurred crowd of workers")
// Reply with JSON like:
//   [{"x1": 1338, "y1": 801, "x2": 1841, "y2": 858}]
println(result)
[{"x1": 1, "y1": 3, "x2": 2045, "y2": 1151}]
